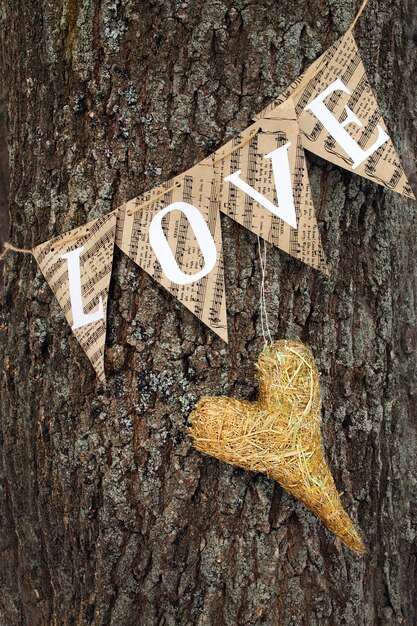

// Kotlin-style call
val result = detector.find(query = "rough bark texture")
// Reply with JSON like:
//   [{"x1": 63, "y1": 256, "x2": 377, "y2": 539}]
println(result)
[
  {"x1": 0, "y1": 1, "x2": 416, "y2": 625},
  {"x1": 0, "y1": 97, "x2": 8, "y2": 294}
]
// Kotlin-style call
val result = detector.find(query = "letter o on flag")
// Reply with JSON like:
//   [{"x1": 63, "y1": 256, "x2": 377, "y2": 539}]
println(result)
[{"x1": 149, "y1": 202, "x2": 217, "y2": 285}]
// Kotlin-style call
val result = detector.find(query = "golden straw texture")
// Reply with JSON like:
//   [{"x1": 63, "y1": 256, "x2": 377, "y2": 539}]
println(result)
[{"x1": 189, "y1": 340, "x2": 365, "y2": 554}]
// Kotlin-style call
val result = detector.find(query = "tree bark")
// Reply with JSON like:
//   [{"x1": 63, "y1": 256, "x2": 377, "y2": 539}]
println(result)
[
  {"x1": 0, "y1": 96, "x2": 9, "y2": 294},
  {"x1": 1, "y1": 1, "x2": 416, "y2": 625}
]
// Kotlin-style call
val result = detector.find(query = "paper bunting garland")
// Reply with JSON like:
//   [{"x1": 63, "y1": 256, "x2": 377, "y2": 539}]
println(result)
[
  {"x1": 255, "y1": 29, "x2": 415, "y2": 199},
  {"x1": 32, "y1": 211, "x2": 117, "y2": 382},
  {"x1": 2, "y1": 19, "x2": 416, "y2": 380}
]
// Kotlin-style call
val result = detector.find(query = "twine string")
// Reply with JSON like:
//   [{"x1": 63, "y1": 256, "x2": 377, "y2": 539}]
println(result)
[
  {"x1": 261, "y1": 239, "x2": 272, "y2": 345},
  {"x1": 213, "y1": 128, "x2": 260, "y2": 165},
  {"x1": 257, "y1": 236, "x2": 272, "y2": 346},
  {"x1": 350, "y1": 0, "x2": 370, "y2": 30},
  {"x1": 0, "y1": 226, "x2": 94, "y2": 261},
  {"x1": 235, "y1": 0, "x2": 370, "y2": 345},
  {"x1": 257, "y1": 236, "x2": 266, "y2": 345},
  {"x1": 127, "y1": 181, "x2": 182, "y2": 217},
  {"x1": 278, "y1": 1, "x2": 370, "y2": 105},
  {"x1": 52, "y1": 228, "x2": 90, "y2": 250},
  {"x1": 128, "y1": 129, "x2": 261, "y2": 218},
  {"x1": 0, "y1": 242, "x2": 34, "y2": 262}
]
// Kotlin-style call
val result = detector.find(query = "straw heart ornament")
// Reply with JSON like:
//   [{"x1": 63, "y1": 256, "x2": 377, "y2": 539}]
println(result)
[{"x1": 189, "y1": 340, "x2": 365, "y2": 554}]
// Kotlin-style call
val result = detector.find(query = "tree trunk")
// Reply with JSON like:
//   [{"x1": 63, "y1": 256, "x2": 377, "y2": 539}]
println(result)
[{"x1": 1, "y1": 1, "x2": 416, "y2": 625}]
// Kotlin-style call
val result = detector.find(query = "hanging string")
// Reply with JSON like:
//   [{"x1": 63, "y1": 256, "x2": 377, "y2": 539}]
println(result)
[
  {"x1": 350, "y1": 0, "x2": 370, "y2": 31},
  {"x1": 261, "y1": 238, "x2": 273, "y2": 345},
  {"x1": 257, "y1": 235, "x2": 272, "y2": 346},
  {"x1": 285, "y1": 0, "x2": 370, "y2": 104},
  {"x1": 0, "y1": 242, "x2": 34, "y2": 262},
  {"x1": 257, "y1": 236, "x2": 266, "y2": 345},
  {"x1": 0, "y1": 228, "x2": 94, "y2": 260}
]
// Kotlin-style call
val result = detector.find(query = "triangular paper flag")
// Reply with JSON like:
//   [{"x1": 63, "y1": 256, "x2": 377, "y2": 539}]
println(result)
[
  {"x1": 214, "y1": 98, "x2": 328, "y2": 273},
  {"x1": 33, "y1": 211, "x2": 117, "y2": 382},
  {"x1": 116, "y1": 160, "x2": 228, "y2": 342},
  {"x1": 256, "y1": 30, "x2": 415, "y2": 199}
]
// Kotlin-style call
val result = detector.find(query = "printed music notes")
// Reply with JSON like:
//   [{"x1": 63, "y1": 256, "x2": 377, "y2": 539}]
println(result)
[
  {"x1": 255, "y1": 29, "x2": 415, "y2": 199},
  {"x1": 116, "y1": 160, "x2": 228, "y2": 342},
  {"x1": 215, "y1": 98, "x2": 328, "y2": 274},
  {"x1": 25, "y1": 25, "x2": 416, "y2": 379},
  {"x1": 32, "y1": 211, "x2": 118, "y2": 382},
  {"x1": 115, "y1": 98, "x2": 328, "y2": 343}
]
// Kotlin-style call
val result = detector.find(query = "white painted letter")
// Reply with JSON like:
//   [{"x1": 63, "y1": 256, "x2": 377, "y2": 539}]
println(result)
[
  {"x1": 224, "y1": 142, "x2": 297, "y2": 229},
  {"x1": 149, "y1": 202, "x2": 217, "y2": 285},
  {"x1": 61, "y1": 246, "x2": 104, "y2": 330},
  {"x1": 304, "y1": 78, "x2": 389, "y2": 169}
]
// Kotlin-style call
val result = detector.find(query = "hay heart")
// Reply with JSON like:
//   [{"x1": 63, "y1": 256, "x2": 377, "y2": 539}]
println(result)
[{"x1": 189, "y1": 339, "x2": 365, "y2": 554}]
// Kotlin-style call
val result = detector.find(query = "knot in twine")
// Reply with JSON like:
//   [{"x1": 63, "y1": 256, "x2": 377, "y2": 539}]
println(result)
[{"x1": 189, "y1": 339, "x2": 365, "y2": 554}]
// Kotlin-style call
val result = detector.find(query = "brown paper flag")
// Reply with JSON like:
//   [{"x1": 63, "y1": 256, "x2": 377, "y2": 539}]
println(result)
[
  {"x1": 116, "y1": 161, "x2": 228, "y2": 342},
  {"x1": 255, "y1": 29, "x2": 415, "y2": 199},
  {"x1": 32, "y1": 211, "x2": 117, "y2": 382},
  {"x1": 214, "y1": 98, "x2": 328, "y2": 273}
]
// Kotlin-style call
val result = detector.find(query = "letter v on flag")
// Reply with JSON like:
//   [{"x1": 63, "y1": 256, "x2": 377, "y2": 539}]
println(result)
[
  {"x1": 223, "y1": 141, "x2": 297, "y2": 229},
  {"x1": 215, "y1": 98, "x2": 328, "y2": 274},
  {"x1": 32, "y1": 211, "x2": 118, "y2": 382}
]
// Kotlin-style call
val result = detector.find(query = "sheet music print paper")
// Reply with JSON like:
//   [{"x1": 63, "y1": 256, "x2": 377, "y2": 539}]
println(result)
[
  {"x1": 215, "y1": 99, "x2": 328, "y2": 274},
  {"x1": 255, "y1": 29, "x2": 415, "y2": 199},
  {"x1": 116, "y1": 161, "x2": 228, "y2": 342},
  {"x1": 32, "y1": 211, "x2": 118, "y2": 382}
]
